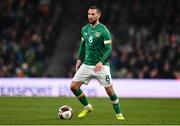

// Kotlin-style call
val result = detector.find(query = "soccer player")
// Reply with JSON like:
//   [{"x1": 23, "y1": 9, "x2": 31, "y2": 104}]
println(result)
[{"x1": 70, "y1": 6, "x2": 125, "y2": 120}]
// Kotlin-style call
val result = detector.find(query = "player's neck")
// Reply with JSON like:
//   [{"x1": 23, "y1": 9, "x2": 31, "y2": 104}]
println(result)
[{"x1": 90, "y1": 21, "x2": 100, "y2": 28}]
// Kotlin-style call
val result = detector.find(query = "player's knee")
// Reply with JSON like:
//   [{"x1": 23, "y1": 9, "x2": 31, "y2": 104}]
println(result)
[
  {"x1": 70, "y1": 83, "x2": 75, "y2": 91},
  {"x1": 70, "y1": 81, "x2": 81, "y2": 91}
]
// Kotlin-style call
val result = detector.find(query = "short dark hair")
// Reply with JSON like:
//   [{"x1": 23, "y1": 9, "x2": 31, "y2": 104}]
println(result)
[{"x1": 89, "y1": 6, "x2": 101, "y2": 14}]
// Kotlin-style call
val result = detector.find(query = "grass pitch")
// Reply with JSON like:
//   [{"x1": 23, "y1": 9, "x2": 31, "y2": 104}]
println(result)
[{"x1": 0, "y1": 97, "x2": 180, "y2": 125}]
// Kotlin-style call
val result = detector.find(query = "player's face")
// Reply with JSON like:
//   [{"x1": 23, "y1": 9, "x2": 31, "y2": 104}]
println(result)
[{"x1": 88, "y1": 9, "x2": 100, "y2": 25}]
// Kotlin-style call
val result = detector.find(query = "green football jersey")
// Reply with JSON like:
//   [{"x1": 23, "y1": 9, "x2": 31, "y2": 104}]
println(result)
[{"x1": 78, "y1": 23, "x2": 112, "y2": 66}]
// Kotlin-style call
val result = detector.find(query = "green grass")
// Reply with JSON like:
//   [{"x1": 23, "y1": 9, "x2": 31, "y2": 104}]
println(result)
[{"x1": 0, "y1": 97, "x2": 180, "y2": 125}]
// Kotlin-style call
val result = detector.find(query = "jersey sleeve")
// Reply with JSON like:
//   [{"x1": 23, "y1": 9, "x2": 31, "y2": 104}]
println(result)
[
  {"x1": 99, "y1": 28, "x2": 112, "y2": 63},
  {"x1": 103, "y1": 28, "x2": 112, "y2": 43},
  {"x1": 77, "y1": 29, "x2": 85, "y2": 61}
]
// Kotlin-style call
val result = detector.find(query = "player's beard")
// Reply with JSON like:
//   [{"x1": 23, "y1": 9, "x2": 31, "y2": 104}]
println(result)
[{"x1": 88, "y1": 18, "x2": 98, "y2": 25}]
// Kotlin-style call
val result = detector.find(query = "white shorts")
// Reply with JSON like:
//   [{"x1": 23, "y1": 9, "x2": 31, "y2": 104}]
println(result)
[{"x1": 72, "y1": 64, "x2": 112, "y2": 87}]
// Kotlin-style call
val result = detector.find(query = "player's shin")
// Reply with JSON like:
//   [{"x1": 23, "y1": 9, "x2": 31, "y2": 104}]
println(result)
[
  {"x1": 72, "y1": 88, "x2": 89, "y2": 106},
  {"x1": 110, "y1": 95, "x2": 121, "y2": 114}
]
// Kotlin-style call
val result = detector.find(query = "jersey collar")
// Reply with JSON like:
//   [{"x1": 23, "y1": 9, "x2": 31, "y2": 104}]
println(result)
[{"x1": 90, "y1": 22, "x2": 100, "y2": 29}]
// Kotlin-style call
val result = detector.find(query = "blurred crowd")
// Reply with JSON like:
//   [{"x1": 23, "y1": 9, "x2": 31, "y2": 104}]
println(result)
[
  {"x1": 0, "y1": 0, "x2": 61, "y2": 77},
  {"x1": 1, "y1": 0, "x2": 180, "y2": 79},
  {"x1": 68, "y1": 0, "x2": 180, "y2": 79}
]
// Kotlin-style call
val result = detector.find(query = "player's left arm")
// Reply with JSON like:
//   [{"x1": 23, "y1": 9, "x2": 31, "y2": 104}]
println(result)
[
  {"x1": 95, "y1": 28, "x2": 112, "y2": 72},
  {"x1": 99, "y1": 28, "x2": 112, "y2": 63},
  {"x1": 99, "y1": 40, "x2": 112, "y2": 63}
]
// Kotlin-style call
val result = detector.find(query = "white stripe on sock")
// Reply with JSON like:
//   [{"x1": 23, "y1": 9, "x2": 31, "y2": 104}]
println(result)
[{"x1": 111, "y1": 99, "x2": 119, "y2": 104}]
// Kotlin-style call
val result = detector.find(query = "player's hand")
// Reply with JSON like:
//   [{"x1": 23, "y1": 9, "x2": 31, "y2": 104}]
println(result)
[
  {"x1": 95, "y1": 62, "x2": 103, "y2": 73},
  {"x1": 75, "y1": 59, "x2": 81, "y2": 72}
]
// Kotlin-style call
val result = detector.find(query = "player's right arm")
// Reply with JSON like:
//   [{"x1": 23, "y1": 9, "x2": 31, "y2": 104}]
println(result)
[{"x1": 76, "y1": 30, "x2": 85, "y2": 71}]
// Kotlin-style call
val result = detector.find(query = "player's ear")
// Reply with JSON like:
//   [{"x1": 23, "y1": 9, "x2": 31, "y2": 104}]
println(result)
[{"x1": 98, "y1": 13, "x2": 101, "y2": 19}]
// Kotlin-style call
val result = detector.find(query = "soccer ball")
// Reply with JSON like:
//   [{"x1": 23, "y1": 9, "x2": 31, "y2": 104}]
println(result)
[{"x1": 58, "y1": 105, "x2": 73, "y2": 120}]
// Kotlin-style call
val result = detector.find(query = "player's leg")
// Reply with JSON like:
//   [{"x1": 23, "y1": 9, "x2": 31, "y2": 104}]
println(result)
[
  {"x1": 105, "y1": 85, "x2": 125, "y2": 120},
  {"x1": 96, "y1": 65, "x2": 124, "y2": 120},
  {"x1": 70, "y1": 64, "x2": 93, "y2": 118},
  {"x1": 70, "y1": 81, "x2": 93, "y2": 118},
  {"x1": 70, "y1": 81, "x2": 88, "y2": 106},
  {"x1": 70, "y1": 81, "x2": 93, "y2": 109}
]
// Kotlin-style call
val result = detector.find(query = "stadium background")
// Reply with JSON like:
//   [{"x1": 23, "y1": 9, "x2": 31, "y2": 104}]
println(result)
[
  {"x1": 1, "y1": 0, "x2": 180, "y2": 78},
  {"x1": 0, "y1": 0, "x2": 180, "y2": 125}
]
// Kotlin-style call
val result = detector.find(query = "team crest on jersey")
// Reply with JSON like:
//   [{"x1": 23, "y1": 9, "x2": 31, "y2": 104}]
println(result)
[{"x1": 95, "y1": 32, "x2": 101, "y2": 37}]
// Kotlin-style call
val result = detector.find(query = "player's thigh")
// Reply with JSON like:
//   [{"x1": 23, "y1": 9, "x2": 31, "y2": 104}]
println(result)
[
  {"x1": 96, "y1": 65, "x2": 112, "y2": 87},
  {"x1": 72, "y1": 64, "x2": 93, "y2": 85}
]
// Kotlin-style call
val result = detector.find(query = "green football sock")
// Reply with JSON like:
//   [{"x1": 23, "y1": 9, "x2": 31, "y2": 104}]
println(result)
[
  {"x1": 110, "y1": 95, "x2": 121, "y2": 114},
  {"x1": 72, "y1": 89, "x2": 89, "y2": 106}
]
